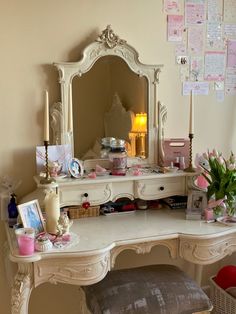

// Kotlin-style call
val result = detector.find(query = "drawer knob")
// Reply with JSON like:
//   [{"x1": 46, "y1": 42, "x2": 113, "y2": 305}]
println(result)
[{"x1": 159, "y1": 186, "x2": 164, "y2": 191}]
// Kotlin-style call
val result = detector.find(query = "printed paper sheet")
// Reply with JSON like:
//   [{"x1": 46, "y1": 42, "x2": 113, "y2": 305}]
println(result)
[
  {"x1": 224, "y1": 0, "x2": 236, "y2": 23},
  {"x1": 188, "y1": 26, "x2": 204, "y2": 54},
  {"x1": 224, "y1": 24, "x2": 236, "y2": 39},
  {"x1": 167, "y1": 15, "x2": 184, "y2": 41},
  {"x1": 204, "y1": 51, "x2": 226, "y2": 81},
  {"x1": 163, "y1": 0, "x2": 180, "y2": 14},
  {"x1": 190, "y1": 56, "x2": 204, "y2": 81},
  {"x1": 185, "y1": 0, "x2": 206, "y2": 25},
  {"x1": 206, "y1": 22, "x2": 224, "y2": 50},
  {"x1": 227, "y1": 40, "x2": 236, "y2": 68},
  {"x1": 225, "y1": 68, "x2": 236, "y2": 95},
  {"x1": 207, "y1": 0, "x2": 223, "y2": 22},
  {"x1": 183, "y1": 81, "x2": 209, "y2": 95}
]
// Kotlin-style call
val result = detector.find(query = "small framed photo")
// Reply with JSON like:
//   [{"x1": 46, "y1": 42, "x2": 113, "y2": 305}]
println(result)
[
  {"x1": 68, "y1": 158, "x2": 84, "y2": 178},
  {"x1": 17, "y1": 200, "x2": 45, "y2": 235},
  {"x1": 187, "y1": 190, "x2": 207, "y2": 213}
]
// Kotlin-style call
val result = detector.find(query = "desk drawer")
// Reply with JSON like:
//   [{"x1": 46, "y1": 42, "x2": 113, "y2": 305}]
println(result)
[
  {"x1": 135, "y1": 177, "x2": 186, "y2": 200},
  {"x1": 59, "y1": 183, "x2": 112, "y2": 206}
]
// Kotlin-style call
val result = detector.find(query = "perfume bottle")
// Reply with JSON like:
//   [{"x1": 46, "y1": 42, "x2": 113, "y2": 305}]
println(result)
[
  {"x1": 173, "y1": 157, "x2": 180, "y2": 168},
  {"x1": 179, "y1": 156, "x2": 186, "y2": 170},
  {"x1": 8, "y1": 194, "x2": 18, "y2": 227}
]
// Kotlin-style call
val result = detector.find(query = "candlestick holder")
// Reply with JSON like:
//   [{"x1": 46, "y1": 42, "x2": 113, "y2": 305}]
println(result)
[
  {"x1": 40, "y1": 140, "x2": 56, "y2": 184},
  {"x1": 184, "y1": 133, "x2": 196, "y2": 173}
]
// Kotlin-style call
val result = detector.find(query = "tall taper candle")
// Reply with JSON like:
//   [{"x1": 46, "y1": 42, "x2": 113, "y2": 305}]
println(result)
[
  {"x1": 44, "y1": 90, "x2": 49, "y2": 141},
  {"x1": 68, "y1": 84, "x2": 73, "y2": 132},
  {"x1": 189, "y1": 90, "x2": 194, "y2": 134}
]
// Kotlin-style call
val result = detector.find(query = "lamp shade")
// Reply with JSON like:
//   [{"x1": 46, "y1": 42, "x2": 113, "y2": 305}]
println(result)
[{"x1": 131, "y1": 113, "x2": 147, "y2": 133}]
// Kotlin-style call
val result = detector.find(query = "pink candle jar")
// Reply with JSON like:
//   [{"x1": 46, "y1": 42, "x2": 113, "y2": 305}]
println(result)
[
  {"x1": 109, "y1": 139, "x2": 127, "y2": 176},
  {"x1": 15, "y1": 228, "x2": 35, "y2": 256}
]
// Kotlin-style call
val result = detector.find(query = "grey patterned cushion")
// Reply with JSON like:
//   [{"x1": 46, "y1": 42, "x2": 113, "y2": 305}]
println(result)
[{"x1": 82, "y1": 264, "x2": 212, "y2": 314}]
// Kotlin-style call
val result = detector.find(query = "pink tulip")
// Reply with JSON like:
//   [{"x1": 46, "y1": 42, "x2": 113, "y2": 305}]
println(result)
[
  {"x1": 216, "y1": 156, "x2": 224, "y2": 165},
  {"x1": 212, "y1": 149, "x2": 219, "y2": 158},
  {"x1": 227, "y1": 163, "x2": 235, "y2": 171}
]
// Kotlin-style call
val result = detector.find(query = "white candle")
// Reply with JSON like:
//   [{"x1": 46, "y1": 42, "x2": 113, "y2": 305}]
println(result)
[
  {"x1": 43, "y1": 90, "x2": 49, "y2": 141},
  {"x1": 68, "y1": 84, "x2": 73, "y2": 132},
  {"x1": 189, "y1": 90, "x2": 194, "y2": 134},
  {"x1": 44, "y1": 190, "x2": 60, "y2": 234}
]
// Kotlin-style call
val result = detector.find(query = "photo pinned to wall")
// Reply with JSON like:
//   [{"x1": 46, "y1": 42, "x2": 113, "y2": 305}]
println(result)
[
  {"x1": 17, "y1": 200, "x2": 45, "y2": 235},
  {"x1": 68, "y1": 158, "x2": 84, "y2": 178}
]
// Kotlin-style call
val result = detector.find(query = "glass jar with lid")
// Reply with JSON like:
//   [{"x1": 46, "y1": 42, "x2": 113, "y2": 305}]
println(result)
[
  {"x1": 100, "y1": 137, "x2": 115, "y2": 158},
  {"x1": 109, "y1": 139, "x2": 127, "y2": 175}
]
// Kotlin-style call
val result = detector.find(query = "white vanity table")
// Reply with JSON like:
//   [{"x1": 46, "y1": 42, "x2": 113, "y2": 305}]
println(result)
[
  {"x1": 6, "y1": 26, "x2": 235, "y2": 314},
  {"x1": 6, "y1": 209, "x2": 236, "y2": 314}
]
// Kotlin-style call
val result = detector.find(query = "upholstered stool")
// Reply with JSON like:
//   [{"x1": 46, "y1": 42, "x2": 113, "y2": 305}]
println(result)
[{"x1": 81, "y1": 264, "x2": 212, "y2": 314}]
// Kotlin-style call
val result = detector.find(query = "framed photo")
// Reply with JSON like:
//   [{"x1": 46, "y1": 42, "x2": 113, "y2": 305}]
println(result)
[
  {"x1": 187, "y1": 190, "x2": 207, "y2": 213},
  {"x1": 68, "y1": 158, "x2": 84, "y2": 178},
  {"x1": 17, "y1": 200, "x2": 45, "y2": 235}
]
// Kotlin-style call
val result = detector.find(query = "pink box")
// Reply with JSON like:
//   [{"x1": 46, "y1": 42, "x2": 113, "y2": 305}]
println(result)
[{"x1": 163, "y1": 138, "x2": 190, "y2": 167}]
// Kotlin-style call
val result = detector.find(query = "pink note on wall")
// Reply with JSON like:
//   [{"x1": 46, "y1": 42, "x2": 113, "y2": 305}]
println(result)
[
  {"x1": 167, "y1": 15, "x2": 184, "y2": 42},
  {"x1": 227, "y1": 40, "x2": 236, "y2": 68}
]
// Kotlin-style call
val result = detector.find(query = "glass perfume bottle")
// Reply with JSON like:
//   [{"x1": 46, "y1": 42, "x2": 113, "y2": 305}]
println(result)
[{"x1": 8, "y1": 193, "x2": 18, "y2": 227}]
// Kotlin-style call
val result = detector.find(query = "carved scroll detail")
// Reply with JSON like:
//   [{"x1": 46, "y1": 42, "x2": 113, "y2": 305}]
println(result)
[
  {"x1": 97, "y1": 25, "x2": 126, "y2": 49},
  {"x1": 179, "y1": 234, "x2": 236, "y2": 265},
  {"x1": 111, "y1": 239, "x2": 178, "y2": 268},
  {"x1": 50, "y1": 102, "x2": 63, "y2": 145},
  {"x1": 34, "y1": 253, "x2": 110, "y2": 286},
  {"x1": 12, "y1": 263, "x2": 33, "y2": 314},
  {"x1": 154, "y1": 68, "x2": 161, "y2": 84},
  {"x1": 158, "y1": 101, "x2": 167, "y2": 166}
]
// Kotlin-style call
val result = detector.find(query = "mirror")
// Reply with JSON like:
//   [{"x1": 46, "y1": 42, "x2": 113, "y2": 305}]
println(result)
[
  {"x1": 53, "y1": 25, "x2": 164, "y2": 165},
  {"x1": 72, "y1": 56, "x2": 148, "y2": 159}
]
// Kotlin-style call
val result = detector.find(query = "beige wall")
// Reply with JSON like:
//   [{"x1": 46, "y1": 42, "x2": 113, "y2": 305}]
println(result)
[{"x1": 1, "y1": 1, "x2": 235, "y2": 313}]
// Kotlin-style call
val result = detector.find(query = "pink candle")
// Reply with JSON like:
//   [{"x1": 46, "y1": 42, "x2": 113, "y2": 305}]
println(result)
[
  {"x1": 15, "y1": 228, "x2": 35, "y2": 256},
  {"x1": 17, "y1": 235, "x2": 35, "y2": 255}
]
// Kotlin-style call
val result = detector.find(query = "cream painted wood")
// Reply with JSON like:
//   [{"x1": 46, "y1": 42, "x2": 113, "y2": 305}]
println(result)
[
  {"x1": 52, "y1": 25, "x2": 164, "y2": 165},
  {"x1": 24, "y1": 171, "x2": 192, "y2": 208},
  {"x1": 6, "y1": 209, "x2": 236, "y2": 314}
]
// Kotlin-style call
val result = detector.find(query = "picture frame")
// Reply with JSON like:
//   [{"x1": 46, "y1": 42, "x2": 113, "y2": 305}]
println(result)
[
  {"x1": 17, "y1": 199, "x2": 45, "y2": 235},
  {"x1": 187, "y1": 190, "x2": 207, "y2": 214},
  {"x1": 68, "y1": 158, "x2": 84, "y2": 178}
]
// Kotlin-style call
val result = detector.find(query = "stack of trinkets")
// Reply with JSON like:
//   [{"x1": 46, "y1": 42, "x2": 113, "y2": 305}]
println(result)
[{"x1": 33, "y1": 189, "x2": 74, "y2": 252}]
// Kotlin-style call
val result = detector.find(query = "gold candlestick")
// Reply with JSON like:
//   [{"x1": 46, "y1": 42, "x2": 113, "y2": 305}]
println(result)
[
  {"x1": 40, "y1": 140, "x2": 55, "y2": 184},
  {"x1": 184, "y1": 133, "x2": 196, "y2": 173}
]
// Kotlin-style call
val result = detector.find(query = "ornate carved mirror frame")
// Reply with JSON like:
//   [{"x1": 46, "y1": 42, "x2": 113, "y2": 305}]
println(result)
[{"x1": 52, "y1": 25, "x2": 166, "y2": 165}]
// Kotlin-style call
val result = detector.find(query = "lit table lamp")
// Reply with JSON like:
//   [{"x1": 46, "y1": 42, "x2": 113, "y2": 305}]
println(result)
[{"x1": 131, "y1": 113, "x2": 147, "y2": 158}]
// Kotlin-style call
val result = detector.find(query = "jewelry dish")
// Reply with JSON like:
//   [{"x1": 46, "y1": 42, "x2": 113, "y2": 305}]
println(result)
[{"x1": 217, "y1": 216, "x2": 236, "y2": 226}]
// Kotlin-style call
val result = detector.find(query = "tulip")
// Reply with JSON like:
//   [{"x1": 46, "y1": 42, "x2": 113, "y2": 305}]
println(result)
[
  {"x1": 212, "y1": 148, "x2": 219, "y2": 158},
  {"x1": 227, "y1": 163, "x2": 235, "y2": 171},
  {"x1": 217, "y1": 156, "x2": 224, "y2": 165},
  {"x1": 230, "y1": 153, "x2": 236, "y2": 164}
]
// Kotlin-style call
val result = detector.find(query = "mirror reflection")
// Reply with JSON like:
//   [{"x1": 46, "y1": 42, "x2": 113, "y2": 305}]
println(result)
[{"x1": 72, "y1": 56, "x2": 148, "y2": 160}]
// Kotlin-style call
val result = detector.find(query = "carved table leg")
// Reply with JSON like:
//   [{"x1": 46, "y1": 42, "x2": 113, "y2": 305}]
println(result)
[
  {"x1": 194, "y1": 264, "x2": 203, "y2": 286},
  {"x1": 11, "y1": 263, "x2": 33, "y2": 314}
]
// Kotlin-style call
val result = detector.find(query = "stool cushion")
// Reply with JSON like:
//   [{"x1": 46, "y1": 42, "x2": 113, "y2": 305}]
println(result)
[{"x1": 82, "y1": 264, "x2": 212, "y2": 314}]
